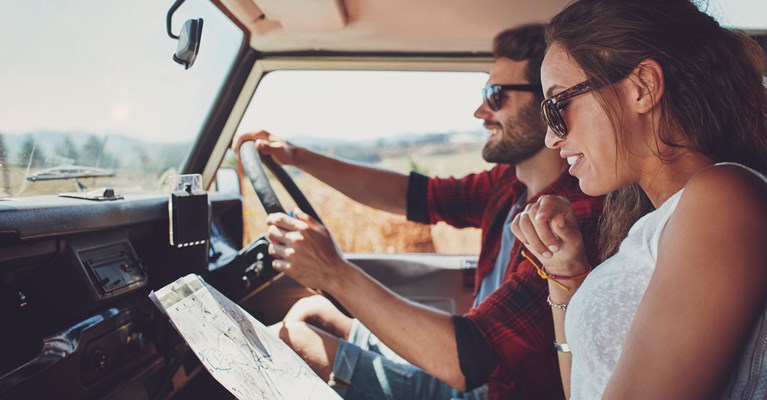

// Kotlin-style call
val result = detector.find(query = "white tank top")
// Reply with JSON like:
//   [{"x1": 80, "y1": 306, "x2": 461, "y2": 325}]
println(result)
[{"x1": 566, "y1": 163, "x2": 767, "y2": 399}]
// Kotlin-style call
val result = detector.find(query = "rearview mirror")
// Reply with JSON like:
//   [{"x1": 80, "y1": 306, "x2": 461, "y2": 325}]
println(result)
[
  {"x1": 173, "y1": 18, "x2": 203, "y2": 69},
  {"x1": 166, "y1": 0, "x2": 203, "y2": 70}
]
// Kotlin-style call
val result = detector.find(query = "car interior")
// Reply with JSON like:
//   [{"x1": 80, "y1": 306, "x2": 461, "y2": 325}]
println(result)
[{"x1": 1, "y1": 0, "x2": 765, "y2": 399}]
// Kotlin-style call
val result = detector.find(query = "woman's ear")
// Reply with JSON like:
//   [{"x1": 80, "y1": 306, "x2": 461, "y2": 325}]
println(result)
[{"x1": 629, "y1": 59, "x2": 665, "y2": 114}]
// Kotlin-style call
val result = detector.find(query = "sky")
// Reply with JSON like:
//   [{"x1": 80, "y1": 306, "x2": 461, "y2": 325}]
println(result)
[
  {"x1": 706, "y1": 0, "x2": 767, "y2": 30},
  {"x1": 0, "y1": 0, "x2": 242, "y2": 143},
  {"x1": 0, "y1": 0, "x2": 764, "y2": 144},
  {"x1": 237, "y1": 71, "x2": 489, "y2": 141}
]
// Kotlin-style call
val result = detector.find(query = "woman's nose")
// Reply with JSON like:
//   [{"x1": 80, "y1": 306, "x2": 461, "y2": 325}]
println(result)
[{"x1": 544, "y1": 128, "x2": 564, "y2": 149}]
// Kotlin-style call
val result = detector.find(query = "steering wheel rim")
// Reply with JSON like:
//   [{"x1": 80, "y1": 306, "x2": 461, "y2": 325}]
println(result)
[
  {"x1": 238, "y1": 141, "x2": 322, "y2": 224},
  {"x1": 238, "y1": 141, "x2": 350, "y2": 315}
]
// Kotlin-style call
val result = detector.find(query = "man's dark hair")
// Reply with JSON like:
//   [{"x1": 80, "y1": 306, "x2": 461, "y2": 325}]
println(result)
[{"x1": 493, "y1": 24, "x2": 547, "y2": 103}]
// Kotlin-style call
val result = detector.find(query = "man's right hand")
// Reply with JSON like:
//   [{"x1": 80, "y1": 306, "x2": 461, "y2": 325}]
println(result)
[{"x1": 232, "y1": 130, "x2": 300, "y2": 166}]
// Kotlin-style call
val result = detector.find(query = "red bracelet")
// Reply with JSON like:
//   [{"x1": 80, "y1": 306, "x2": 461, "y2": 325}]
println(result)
[
  {"x1": 546, "y1": 266, "x2": 591, "y2": 280},
  {"x1": 521, "y1": 250, "x2": 592, "y2": 292}
]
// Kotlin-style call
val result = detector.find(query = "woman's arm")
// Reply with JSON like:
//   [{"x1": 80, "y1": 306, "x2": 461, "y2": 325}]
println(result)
[
  {"x1": 512, "y1": 195, "x2": 592, "y2": 397},
  {"x1": 604, "y1": 165, "x2": 767, "y2": 399},
  {"x1": 547, "y1": 278, "x2": 584, "y2": 398}
]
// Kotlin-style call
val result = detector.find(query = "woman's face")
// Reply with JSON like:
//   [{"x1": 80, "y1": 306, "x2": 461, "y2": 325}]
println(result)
[{"x1": 540, "y1": 43, "x2": 639, "y2": 196}]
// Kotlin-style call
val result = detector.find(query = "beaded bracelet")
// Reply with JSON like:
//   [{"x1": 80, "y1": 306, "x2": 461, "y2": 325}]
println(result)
[{"x1": 547, "y1": 294, "x2": 568, "y2": 311}]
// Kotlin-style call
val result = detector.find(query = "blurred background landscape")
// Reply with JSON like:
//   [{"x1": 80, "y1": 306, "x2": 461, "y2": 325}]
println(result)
[{"x1": 0, "y1": 129, "x2": 490, "y2": 255}]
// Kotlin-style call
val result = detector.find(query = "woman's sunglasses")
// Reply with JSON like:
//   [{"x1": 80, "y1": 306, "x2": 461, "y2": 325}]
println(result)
[
  {"x1": 540, "y1": 80, "x2": 593, "y2": 138},
  {"x1": 482, "y1": 84, "x2": 542, "y2": 111}
]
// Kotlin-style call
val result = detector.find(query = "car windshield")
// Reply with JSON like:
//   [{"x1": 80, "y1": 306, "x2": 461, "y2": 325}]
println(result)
[{"x1": 0, "y1": 0, "x2": 242, "y2": 198}]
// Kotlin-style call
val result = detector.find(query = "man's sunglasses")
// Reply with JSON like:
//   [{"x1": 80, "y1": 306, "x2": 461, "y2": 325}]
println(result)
[
  {"x1": 540, "y1": 80, "x2": 594, "y2": 138},
  {"x1": 482, "y1": 84, "x2": 543, "y2": 111}
]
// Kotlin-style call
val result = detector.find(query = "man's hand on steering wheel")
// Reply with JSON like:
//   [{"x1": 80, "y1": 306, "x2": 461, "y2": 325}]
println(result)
[
  {"x1": 266, "y1": 208, "x2": 348, "y2": 293},
  {"x1": 232, "y1": 130, "x2": 299, "y2": 167},
  {"x1": 233, "y1": 132, "x2": 351, "y2": 312}
]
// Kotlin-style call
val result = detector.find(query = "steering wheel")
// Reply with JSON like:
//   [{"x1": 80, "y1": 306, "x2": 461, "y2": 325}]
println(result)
[
  {"x1": 237, "y1": 141, "x2": 349, "y2": 314},
  {"x1": 238, "y1": 141, "x2": 322, "y2": 223}
]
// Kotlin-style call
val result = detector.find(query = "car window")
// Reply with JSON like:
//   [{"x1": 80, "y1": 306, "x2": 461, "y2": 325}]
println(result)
[
  {"x1": 230, "y1": 70, "x2": 492, "y2": 255},
  {"x1": 707, "y1": 0, "x2": 767, "y2": 31},
  {"x1": 0, "y1": 0, "x2": 242, "y2": 198}
]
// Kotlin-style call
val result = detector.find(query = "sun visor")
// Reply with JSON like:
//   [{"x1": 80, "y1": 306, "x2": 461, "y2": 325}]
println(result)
[{"x1": 254, "y1": 0, "x2": 347, "y2": 32}]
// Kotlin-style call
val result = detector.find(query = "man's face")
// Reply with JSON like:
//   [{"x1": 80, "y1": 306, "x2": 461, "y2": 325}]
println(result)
[{"x1": 474, "y1": 58, "x2": 548, "y2": 164}]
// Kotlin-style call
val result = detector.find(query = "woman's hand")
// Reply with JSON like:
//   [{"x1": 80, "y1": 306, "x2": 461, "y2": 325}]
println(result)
[
  {"x1": 266, "y1": 208, "x2": 347, "y2": 291},
  {"x1": 510, "y1": 195, "x2": 590, "y2": 277},
  {"x1": 232, "y1": 130, "x2": 300, "y2": 166}
]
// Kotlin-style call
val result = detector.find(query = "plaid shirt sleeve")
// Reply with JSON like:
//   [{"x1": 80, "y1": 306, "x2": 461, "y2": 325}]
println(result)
[
  {"x1": 406, "y1": 165, "x2": 516, "y2": 228},
  {"x1": 462, "y1": 192, "x2": 604, "y2": 394},
  {"x1": 464, "y1": 266, "x2": 552, "y2": 368}
]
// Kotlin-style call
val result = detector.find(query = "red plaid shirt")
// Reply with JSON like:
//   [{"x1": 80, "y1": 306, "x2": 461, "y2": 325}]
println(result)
[{"x1": 408, "y1": 164, "x2": 604, "y2": 399}]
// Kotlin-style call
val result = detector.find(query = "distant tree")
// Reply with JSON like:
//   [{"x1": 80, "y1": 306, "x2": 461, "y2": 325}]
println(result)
[
  {"x1": 0, "y1": 133, "x2": 10, "y2": 195},
  {"x1": 98, "y1": 150, "x2": 120, "y2": 169},
  {"x1": 0, "y1": 133, "x2": 7, "y2": 162},
  {"x1": 155, "y1": 143, "x2": 189, "y2": 173},
  {"x1": 79, "y1": 135, "x2": 103, "y2": 166},
  {"x1": 79, "y1": 135, "x2": 119, "y2": 168},
  {"x1": 57, "y1": 135, "x2": 79, "y2": 164},
  {"x1": 17, "y1": 135, "x2": 46, "y2": 168},
  {"x1": 135, "y1": 145, "x2": 154, "y2": 171}
]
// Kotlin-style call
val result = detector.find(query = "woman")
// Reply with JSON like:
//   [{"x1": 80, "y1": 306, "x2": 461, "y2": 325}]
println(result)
[{"x1": 511, "y1": 0, "x2": 767, "y2": 398}]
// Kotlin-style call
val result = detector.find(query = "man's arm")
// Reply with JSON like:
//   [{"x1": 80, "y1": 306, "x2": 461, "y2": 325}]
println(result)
[
  {"x1": 265, "y1": 209, "x2": 468, "y2": 390},
  {"x1": 233, "y1": 130, "x2": 409, "y2": 215},
  {"x1": 332, "y1": 263, "x2": 468, "y2": 390}
]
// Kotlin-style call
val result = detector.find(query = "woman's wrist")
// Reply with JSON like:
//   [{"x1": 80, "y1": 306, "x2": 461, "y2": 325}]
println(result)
[
  {"x1": 547, "y1": 256, "x2": 591, "y2": 278},
  {"x1": 523, "y1": 250, "x2": 591, "y2": 294},
  {"x1": 548, "y1": 278, "x2": 582, "y2": 301}
]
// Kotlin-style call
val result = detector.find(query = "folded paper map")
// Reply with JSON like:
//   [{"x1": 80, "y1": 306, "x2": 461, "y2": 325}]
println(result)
[{"x1": 150, "y1": 274, "x2": 341, "y2": 400}]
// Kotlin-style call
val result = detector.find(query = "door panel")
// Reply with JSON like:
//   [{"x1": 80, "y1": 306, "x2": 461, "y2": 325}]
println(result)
[{"x1": 240, "y1": 253, "x2": 477, "y2": 326}]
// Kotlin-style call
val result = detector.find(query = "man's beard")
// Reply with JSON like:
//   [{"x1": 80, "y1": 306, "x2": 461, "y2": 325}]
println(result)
[{"x1": 482, "y1": 100, "x2": 547, "y2": 164}]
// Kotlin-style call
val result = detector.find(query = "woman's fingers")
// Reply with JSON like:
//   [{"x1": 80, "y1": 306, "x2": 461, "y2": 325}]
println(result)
[
  {"x1": 550, "y1": 212, "x2": 581, "y2": 243},
  {"x1": 511, "y1": 195, "x2": 580, "y2": 259},
  {"x1": 516, "y1": 204, "x2": 556, "y2": 258},
  {"x1": 528, "y1": 203, "x2": 561, "y2": 256}
]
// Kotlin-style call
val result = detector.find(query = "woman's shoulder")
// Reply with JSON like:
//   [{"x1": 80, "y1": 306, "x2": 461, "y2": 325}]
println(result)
[
  {"x1": 679, "y1": 163, "x2": 767, "y2": 227},
  {"x1": 685, "y1": 163, "x2": 767, "y2": 198},
  {"x1": 657, "y1": 162, "x2": 767, "y2": 280}
]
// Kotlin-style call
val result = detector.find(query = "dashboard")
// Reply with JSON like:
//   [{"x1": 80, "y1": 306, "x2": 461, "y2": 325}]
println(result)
[{"x1": 0, "y1": 192, "x2": 275, "y2": 399}]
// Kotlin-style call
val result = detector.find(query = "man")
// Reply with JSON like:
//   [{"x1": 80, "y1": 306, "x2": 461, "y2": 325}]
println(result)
[{"x1": 234, "y1": 24, "x2": 603, "y2": 399}]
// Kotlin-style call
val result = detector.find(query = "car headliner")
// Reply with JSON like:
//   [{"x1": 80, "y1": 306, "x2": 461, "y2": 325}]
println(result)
[{"x1": 216, "y1": 0, "x2": 570, "y2": 53}]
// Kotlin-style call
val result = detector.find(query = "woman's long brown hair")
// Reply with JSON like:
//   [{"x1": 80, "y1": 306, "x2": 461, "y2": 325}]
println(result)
[{"x1": 546, "y1": 0, "x2": 767, "y2": 259}]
